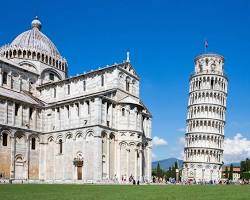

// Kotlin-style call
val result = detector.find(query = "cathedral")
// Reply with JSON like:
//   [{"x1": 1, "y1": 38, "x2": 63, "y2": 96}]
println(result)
[
  {"x1": 0, "y1": 18, "x2": 152, "y2": 183},
  {"x1": 182, "y1": 53, "x2": 228, "y2": 182}
]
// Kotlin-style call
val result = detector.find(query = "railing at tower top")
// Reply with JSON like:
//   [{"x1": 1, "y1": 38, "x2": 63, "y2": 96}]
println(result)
[{"x1": 190, "y1": 70, "x2": 228, "y2": 80}]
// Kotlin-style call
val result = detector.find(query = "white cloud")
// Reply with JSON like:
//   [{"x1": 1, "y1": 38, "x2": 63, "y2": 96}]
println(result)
[
  {"x1": 177, "y1": 136, "x2": 185, "y2": 160},
  {"x1": 224, "y1": 133, "x2": 250, "y2": 164},
  {"x1": 152, "y1": 152, "x2": 157, "y2": 159},
  {"x1": 179, "y1": 136, "x2": 185, "y2": 145},
  {"x1": 152, "y1": 136, "x2": 168, "y2": 147},
  {"x1": 177, "y1": 128, "x2": 186, "y2": 132}
]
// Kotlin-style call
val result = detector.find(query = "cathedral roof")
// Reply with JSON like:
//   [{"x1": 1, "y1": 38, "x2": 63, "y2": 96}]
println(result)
[
  {"x1": 0, "y1": 87, "x2": 41, "y2": 105},
  {"x1": 119, "y1": 96, "x2": 141, "y2": 105},
  {"x1": 10, "y1": 17, "x2": 61, "y2": 57}
]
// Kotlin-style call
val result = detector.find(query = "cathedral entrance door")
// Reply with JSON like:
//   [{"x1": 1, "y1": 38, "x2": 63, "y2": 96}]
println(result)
[{"x1": 77, "y1": 166, "x2": 82, "y2": 180}]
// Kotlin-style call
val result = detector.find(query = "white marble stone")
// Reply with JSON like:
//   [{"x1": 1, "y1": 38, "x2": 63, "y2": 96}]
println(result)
[
  {"x1": 182, "y1": 53, "x2": 228, "y2": 182},
  {"x1": 0, "y1": 18, "x2": 152, "y2": 183}
]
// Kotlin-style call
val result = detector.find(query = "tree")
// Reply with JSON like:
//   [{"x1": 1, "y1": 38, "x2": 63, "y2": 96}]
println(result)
[
  {"x1": 225, "y1": 166, "x2": 229, "y2": 179},
  {"x1": 174, "y1": 161, "x2": 178, "y2": 169},
  {"x1": 156, "y1": 162, "x2": 162, "y2": 178},
  {"x1": 240, "y1": 160, "x2": 246, "y2": 178},
  {"x1": 229, "y1": 164, "x2": 233, "y2": 180},
  {"x1": 246, "y1": 158, "x2": 250, "y2": 172},
  {"x1": 152, "y1": 168, "x2": 157, "y2": 176}
]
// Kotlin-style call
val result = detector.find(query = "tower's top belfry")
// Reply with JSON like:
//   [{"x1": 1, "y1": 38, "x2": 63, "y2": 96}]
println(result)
[{"x1": 194, "y1": 53, "x2": 224, "y2": 74}]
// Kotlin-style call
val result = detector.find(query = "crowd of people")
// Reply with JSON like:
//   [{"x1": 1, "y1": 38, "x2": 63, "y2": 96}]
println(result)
[{"x1": 151, "y1": 176, "x2": 250, "y2": 185}]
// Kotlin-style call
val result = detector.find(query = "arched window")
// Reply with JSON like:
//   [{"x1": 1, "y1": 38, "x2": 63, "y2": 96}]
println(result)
[
  {"x1": 2, "y1": 72, "x2": 7, "y2": 85},
  {"x1": 31, "y1": 138, "x2": 36, "y2": 150},
  {"x1": 49, "y1": 73, "x2": 54, "y2": 81},
  {"x1": 66, "y1": 105, "x2": 70, "y2": 118},
  {"x1": 67, "y1": 84, "x2": 70, "y2": 95},
  {"x1": 101, "y1": 75, "x2": 104, "y2": 86},
  {"x1": 86, "y1": 101, "x2": 90, "y2": 114},
  {"x1": 126, "y1": 78, "x2": 130, "y2": 92},
  {"x1": 54, "y1": 88, "x2": 56, "y2": 98},
  {"x1": 59, "y1": 139, "x2": 63, "y2": 154},
  {"x1": 2, "y1": 133, "x2": 8, "y2": 146},
  {"x1": 211, "y1": 78, "x2": 214, "y2": 89},
  {"x1": 15, "y1": 104, "x2": 20, "y2": 116},
  {"x1": 76, "y1": 103, "x2": 79, "y2": 116},
  {"x1": 122, "y1": 108, "x2": 125, "y2": 116},
  {"x1": 83, "y1": 80, "x2": 86, "y2": 91}
]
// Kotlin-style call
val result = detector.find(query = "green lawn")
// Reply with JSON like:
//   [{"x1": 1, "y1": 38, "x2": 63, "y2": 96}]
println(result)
[{"x1": 0, "y1": 184, "x2": 250, "y2": 200}]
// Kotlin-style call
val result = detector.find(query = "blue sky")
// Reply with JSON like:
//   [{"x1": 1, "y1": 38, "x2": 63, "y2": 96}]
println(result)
[{"x1": 1, "y1": 0, "x2": 250, "y2": 162}]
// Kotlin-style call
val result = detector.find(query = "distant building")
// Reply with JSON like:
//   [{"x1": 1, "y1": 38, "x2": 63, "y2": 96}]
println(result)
[
  {"x1": 0, "y1": 17, "x2": 152, "y2": 182},
  {"x1": 182, "y1": 53, "x2": 228, "y2": 182},
  {"x1": 222, "y1": 166, "x2": 241, "y2": 181}
]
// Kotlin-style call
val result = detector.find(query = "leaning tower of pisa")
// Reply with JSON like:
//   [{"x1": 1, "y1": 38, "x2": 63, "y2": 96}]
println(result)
[{"x1": 182, "y1": 53, "x2": 228, "y2": 182}]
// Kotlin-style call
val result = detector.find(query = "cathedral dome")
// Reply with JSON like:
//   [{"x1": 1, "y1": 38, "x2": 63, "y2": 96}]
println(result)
[
  {"x1": 0, "y1": 17, "x2": 67, "y2": 72},
  {"x1": 10, "y1": 17, "x2": 60, "y2": 57}
]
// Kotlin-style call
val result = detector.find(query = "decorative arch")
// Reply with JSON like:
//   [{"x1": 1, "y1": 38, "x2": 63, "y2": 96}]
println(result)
[
  {"x1": 75, "y1": 131, "x2": 83, "y2": 140},
  {"x1": 47, "y1": 136, "x2": 54, "y2": 142},
  {"x1": 40, "y1": 68, "x2": 62, "y2": 81},
  {"x1": 56, "y1": 134, "x2": 63, "y2": 143},
  {"x1": 15, "y1": 154, "x2": 24, "y2": 162},
  {"x1": 85, "y1": 129, "x2": 95, "y2": 140},
  {"x1": 28, "y1": 134, "x2": 40, "y2": 142},
  {"x1": 19, "y1": 61, "x2": 39, "y2": 74},
  {"x1": 66, "y1": 132, "x2": 73, "y2": 140}
]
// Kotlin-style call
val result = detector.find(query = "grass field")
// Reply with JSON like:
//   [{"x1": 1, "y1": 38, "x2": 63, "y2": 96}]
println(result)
[{"x1": 0, "y1": 184, "x2": 250, "y2": 200}]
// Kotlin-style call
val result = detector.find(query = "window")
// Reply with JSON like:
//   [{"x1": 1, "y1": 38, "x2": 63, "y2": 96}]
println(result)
[
  {"x1": 66, "y1": 105, "x2": 70, "y2": 118},
  {"x1": 54, "y1": 88, "x2": 56, "y2": 98},
  {"x1": 76, "y1": 103, "x2": 79, "y2": 116},
  {"x1": 59, "y1": 139, "x2": 63, "y2": 154},
  {"x1": 2, "y1": 72, "x2": 7, "y2": 84},
  {"x1": 49, "y1": 73, "x2": 54, "y2": 81},
  {"x1": 211, "y1": 79, "x2": 214, "y2": 89},
  {"x1": 83, "y1": 80, "x2": 86, "y2": 91},
  {"x1": 122, "y1": 108, "x2": 125, "y2": 116},
  {"x1": 101, "y1": 75, "x2": 104, "y2": 86},
  {"x1": 57, "y1": 107, "x2": 60, "y2": 120},
  {"x1": 11, "y1": 78, "x2": 13, "y2": 89},
  {"x1": 31, "y1": 138, "x2": 36, "y2": 150},
  {"x1": 86, "y1": 101, "x2": 90, "y2": 114},
  {"x1": 15, "y1": 104, "x2": 20, "y2": 116},
  {"x1": 29, "y1": 108, "x2": 33, "y2": 119},
  {"x1": 126, "y1": 79, "x2": 130, "y2": 92},
  {"x1": 67, "y1": 85, "x2": 70, "y2": 95},
  {"x1": 2, "y1": 133, "x2": 7, "y2": 146}
]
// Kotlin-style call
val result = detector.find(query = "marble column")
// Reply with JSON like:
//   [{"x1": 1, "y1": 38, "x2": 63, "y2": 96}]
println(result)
[
  {"x1": 20, "y1": 105, "x2": 23, "y2": 127},
  {"x1": 106, "y1": 136, "x2": 110, "y2": 179},
  {"x1": 33, "y1": 109, "x2": 37, "y2": 130},
  {"x1": 25, "y1": 135, "x2": 30, "y2": 179},
  {"x1": 10, "y1": 135, "x2": 15, "y2": 179},
  {"x1": 110, "y1": 104, "x2": 113, "y2": 128},
  {"x1": 7, "y1": 73, "x2": 11, "y2": 89},
  {"x1": 0, "y1": 68, "x2": 2, "y2": 86},
  {"x1": 12, "y1": 103, "x2": 15, "y2": 126},
  {"x1": 149, "y1": 147, "x2": 152, "y2": 181},
  {"x1": 116, "y1": 142, "x2": 121, "y2": 181},
  {"x1": 18, "y1": 76, "x2": 22, "y2": 91},
  {"x1": 139, "y1": 150, "x2": 142, "y2": 181},
  {"x1": 95, "y1": 98, "x2": 102, "y2": 124},
  {"x1": 134, "y1": 149, "x2": 137, "y2": 180},
  {"x1": 27, "y1": 107, "x2": 30, "y2": 128},
  {"x1": 94, "y1": 135, "x2": 102, "y2": 181},
  {"x1": 4, "y1": 100, "x2": 8, "y2": 124},
  {"x1": 126, "y1": 148, "x2": 129, "y2": 178}
]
